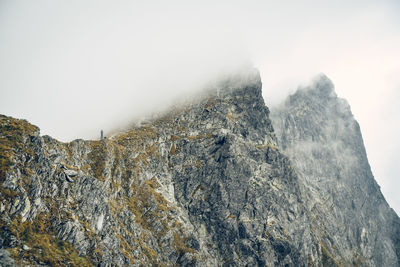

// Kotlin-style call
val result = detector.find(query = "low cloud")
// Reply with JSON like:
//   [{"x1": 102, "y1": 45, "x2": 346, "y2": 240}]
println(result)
[{"x1": 0, "y1": 0, "x2": 399, "y2": 214}]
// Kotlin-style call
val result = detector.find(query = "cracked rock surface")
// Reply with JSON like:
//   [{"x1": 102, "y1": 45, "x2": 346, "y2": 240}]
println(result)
[{"x1": 0, "y1": 69, "x2": 399, "y2": 266}]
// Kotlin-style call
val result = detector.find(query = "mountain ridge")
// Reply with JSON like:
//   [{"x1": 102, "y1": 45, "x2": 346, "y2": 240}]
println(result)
[{"x1": 0, "y1": 69, "x2": 399, "y2": 266}]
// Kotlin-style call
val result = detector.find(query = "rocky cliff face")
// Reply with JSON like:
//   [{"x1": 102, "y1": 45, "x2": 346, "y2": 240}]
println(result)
[
  {"x1": 270, "y1": 74, "x2": 400, "y2": 266},
  {"x1": 0, "y1": 70, "x2": 399, "y2": 266}
]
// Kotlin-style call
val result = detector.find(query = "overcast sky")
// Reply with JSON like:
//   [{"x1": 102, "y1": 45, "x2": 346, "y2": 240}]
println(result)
[{"x1": 0, "y1": 0, "x2": 399, "y2": 214}]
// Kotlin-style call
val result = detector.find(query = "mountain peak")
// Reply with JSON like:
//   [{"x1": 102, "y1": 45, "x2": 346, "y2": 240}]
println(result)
[
  {"x1": 271, "y1": 76, "x2": 400, "y2": 266},
  {"x1": 1, "y1": 70, "x2": 400, "y2": 266},
  {"x1": 205, "y1": 67, "x2": 262, "y2": 100},
  {"x1": 290, "y1": 73, "x2": 336, "y2": 101},
  {"x1": 311, "y1": 73, "x2": 336, "y2": 97}
]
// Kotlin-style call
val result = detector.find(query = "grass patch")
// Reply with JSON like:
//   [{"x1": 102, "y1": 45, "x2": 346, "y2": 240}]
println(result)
[
  {"x1": 319, "y1": 240, "x2": 341, "y2": 267},
  {"x1": 116, "y1": 126, "x2": 157, "y2": 147},
  {"x1": 87, "y1": 141, "x2": 107, "y2": 181},
  {"x1": 5, "y1": 213, "x2": 93, "y2": 266},
  {"x1": 0, "y1": 115, "x2": 38, "y2": 182}
]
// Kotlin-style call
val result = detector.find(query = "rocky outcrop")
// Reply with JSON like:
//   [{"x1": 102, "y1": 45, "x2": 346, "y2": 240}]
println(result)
[
  {"x1": 0, "y1": 69, "x2": 399, "y2": 266},
  {"x1": 270, "y1": 74, "x2": 400, "y2": 266}
]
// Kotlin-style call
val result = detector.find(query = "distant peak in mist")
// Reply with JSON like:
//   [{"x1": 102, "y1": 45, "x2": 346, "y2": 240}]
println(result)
[{"x1": 291, "y1": 73, "x2": 337, "y2": 99}]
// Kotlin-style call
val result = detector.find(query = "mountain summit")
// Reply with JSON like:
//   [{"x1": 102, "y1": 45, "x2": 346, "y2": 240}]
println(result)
[
  {"x1": 0, "y1": 70, "x2": 399, "y2": 266},
  {"x1": 271, "y1": 74, "x2": 400, "y2": 266}
]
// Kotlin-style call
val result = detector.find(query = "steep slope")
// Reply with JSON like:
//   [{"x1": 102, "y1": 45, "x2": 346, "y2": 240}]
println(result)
[
  {"x1": 0, "y1": 69, "x2": 399, "y2": 266},
  {"x1": 270, "y1": 74, "x2": 400, "y2": 266}
]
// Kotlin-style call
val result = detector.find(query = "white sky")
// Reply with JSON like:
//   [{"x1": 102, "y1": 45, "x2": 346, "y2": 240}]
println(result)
[{"x1": 0, "y1": 0, "x2": 399, "y2": 214}]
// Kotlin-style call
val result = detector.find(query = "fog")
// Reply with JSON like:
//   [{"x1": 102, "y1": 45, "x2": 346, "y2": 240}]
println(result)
[{"x1": 1, "y1": 1, "x2": 399, "y2": 214}]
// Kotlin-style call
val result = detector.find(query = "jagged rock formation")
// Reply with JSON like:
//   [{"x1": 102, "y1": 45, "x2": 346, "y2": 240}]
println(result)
[
  {"x1": 270, "y1": 75, "x2": 400, "y2": 266},
  {"x1": 0, "y1": 69, "x2": 399, "y2": 266}
]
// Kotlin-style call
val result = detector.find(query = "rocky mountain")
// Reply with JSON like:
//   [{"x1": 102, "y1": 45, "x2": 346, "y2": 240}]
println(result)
[
  {"x1": 0, "y1": 69, "x2": 399, "y2": 266},
  {"x1": 270, "y1": 74, "x2": 400, "y2": 266}
]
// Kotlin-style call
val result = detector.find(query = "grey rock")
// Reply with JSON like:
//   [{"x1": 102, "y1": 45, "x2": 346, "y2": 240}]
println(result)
[
  {"x1": 270, "y1": 73, "x2": 400, "y2": 266},
  {"x1": 64, "y1": 169, "x2": 78, "y2": 177},
  {"x1": 0, "y1": 249, "x2": 16, "y2": 267},
  {"x1": 0, "y1": 69, "x2": 399, "y2": 266}
]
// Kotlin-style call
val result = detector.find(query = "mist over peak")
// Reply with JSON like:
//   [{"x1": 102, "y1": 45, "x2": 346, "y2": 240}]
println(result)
[
  {"x1": 1, "y1": 63, "x2": 399, "y2": 265},
  {"x1": 1, "y1": 0, "x2": 399, "y2": 215},
  {"x1": 310, "y1": 73, "x2": 336, "y2": 96}
]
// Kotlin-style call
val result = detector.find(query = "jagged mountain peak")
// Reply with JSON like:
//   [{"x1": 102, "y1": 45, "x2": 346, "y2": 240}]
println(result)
[
  {"x1": 271, "y1": 76, "x2": 400, "y2": 266},
  {"x1": 309, "y1": 73, "x2": 336, "y2": 97},
  {"x1": 1, "y1": 69, "x2": 399, "y2": 266},
  {"x1": 285, "y1": 73, "x2": 337, "y2": 108},
  {"x1": 211, "y1": 67, "x2": 262, "y2": 93},
  {"x1": 188, "y1": 67, "x2": 264, "y2": 108}
]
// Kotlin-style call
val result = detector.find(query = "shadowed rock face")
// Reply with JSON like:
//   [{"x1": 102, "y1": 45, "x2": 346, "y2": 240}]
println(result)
[{"x1": 0, "y1": 69, "x2": 399, "y2": 266}]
